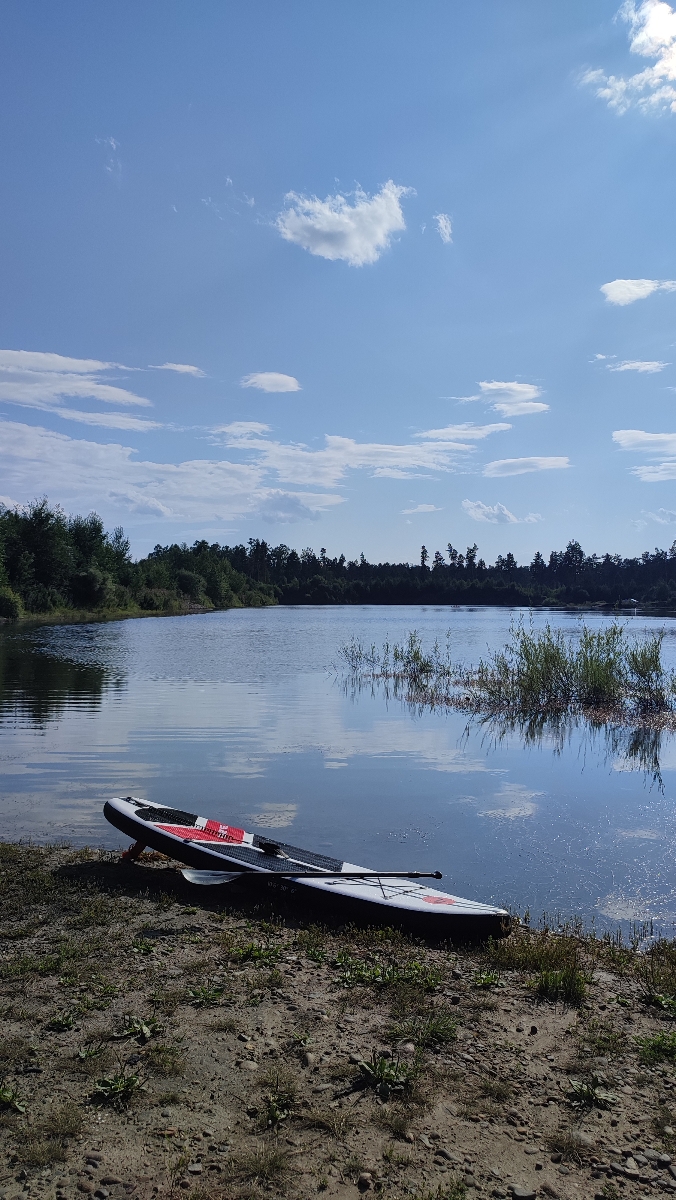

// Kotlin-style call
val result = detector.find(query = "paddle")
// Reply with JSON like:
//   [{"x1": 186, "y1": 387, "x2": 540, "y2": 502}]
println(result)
[{"x1": 180, "y1": 868, "x2": 442, "y2": 886}]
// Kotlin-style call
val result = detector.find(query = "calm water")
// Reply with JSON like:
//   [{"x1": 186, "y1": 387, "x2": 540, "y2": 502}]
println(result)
[{"x1": 1, "y1": 605, "x2": 675, "y2": 933}]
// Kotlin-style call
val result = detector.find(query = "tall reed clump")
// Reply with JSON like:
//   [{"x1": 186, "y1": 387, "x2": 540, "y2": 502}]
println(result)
[{"x1": 339, "y1": 620, "x2": 675, "y2": 725}]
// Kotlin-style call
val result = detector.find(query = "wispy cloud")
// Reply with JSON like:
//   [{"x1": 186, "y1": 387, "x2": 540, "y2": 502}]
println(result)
[
  {"x1": 476, "y1": 381, "x2": 548, "y2": 416},
  {"x1": 417, "y1": 421, "x2": 511, "y2": 441},
  {"x1": 461, "y1": 499, "x2": 542, "y2": 523},
  {"x1": 609, "y1": 359, "x2": 669, "y2": 372},
  {"x1": 275, "y1": 181, "x2": 412, "y2": 266},
  {"x1": 613, "y1": 428, "x2": 676, "y2": 453},
  {"x1": 582, "y1": 0, "x2": 676, "y2": 115},
  {"x1": 0, "y1": 419, "x2": 343, "y2": 525},
  {"x1": 240, "y1": 372, "x2": 301, "y2": 393},
  {"x1": 644, "y1": 507, "x2": 676, "y2": 522},
  {"x1": 433, "y1": 213, "x2": 452, "y2": 244},
  {"x1": 401, "y1": 503, "x2": 442, "y2": 514},
  {"x1": 483, "y1": 456, "x2": 569, "y2": 477},
  {"x1": 150, "y1": 362, "x2": 205, "y2": 377},
  {"x1": 0, "y1": 349, "x2": 157, "y2": 430},
  {"x1": 613, "y1": 427, "x2": 676, "y2": 480},
  {"x1": 601, "y1": 278, "x2": 676, "y2": 305},
  {"x1": 215, "y1": 424, "x2": 473, "y2": 488}
]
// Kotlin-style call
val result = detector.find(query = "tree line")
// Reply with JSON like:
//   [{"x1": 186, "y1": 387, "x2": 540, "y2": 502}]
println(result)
[
  {"x1": 2, "y1": 499, "x2": 676, "y2": 619},
  {"x1": 0, "y1": 500, "x2": 274, "y2": 618}
]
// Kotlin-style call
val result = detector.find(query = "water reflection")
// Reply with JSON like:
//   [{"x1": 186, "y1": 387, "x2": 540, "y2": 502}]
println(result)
[
  {"x1": 343, "y1": 671, "x2": 667, "y2": 786},
  {"x1": 0, "y1": 635, "x2": 113, "y2": 725}
]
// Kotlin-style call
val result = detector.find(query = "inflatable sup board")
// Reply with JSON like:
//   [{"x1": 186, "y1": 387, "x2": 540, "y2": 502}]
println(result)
[{"x1": 104, "y1": 796, "x2": 510, "y2": 938}]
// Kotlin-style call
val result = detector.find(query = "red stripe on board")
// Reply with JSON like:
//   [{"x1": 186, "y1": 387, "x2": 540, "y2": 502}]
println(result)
[
  {"x1": 422, "y1": 896, "x2": 456, "y2": 906},
  {"x1": 158, "y1": 824, "x2": 245, "y2": 843}
]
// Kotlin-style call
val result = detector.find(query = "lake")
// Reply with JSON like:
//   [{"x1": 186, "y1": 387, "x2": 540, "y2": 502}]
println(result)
[{"x1": 1, "y1": 604, "x2": 675, "y2": 934}]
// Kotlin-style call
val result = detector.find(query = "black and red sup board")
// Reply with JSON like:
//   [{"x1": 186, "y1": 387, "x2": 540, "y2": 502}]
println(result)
[{"x1": 104, "y1": 796, "x2": 510, "y2": 938}]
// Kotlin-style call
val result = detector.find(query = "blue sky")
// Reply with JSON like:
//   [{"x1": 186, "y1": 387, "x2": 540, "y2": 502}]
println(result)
[{"x1": 2, "y1": 1, "x2": 676, "y2": 562}]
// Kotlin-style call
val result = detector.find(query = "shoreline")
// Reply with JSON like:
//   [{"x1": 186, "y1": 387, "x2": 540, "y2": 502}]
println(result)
[{"x1": 0, "y1": 841, "x2": 674, "y2": 1200}]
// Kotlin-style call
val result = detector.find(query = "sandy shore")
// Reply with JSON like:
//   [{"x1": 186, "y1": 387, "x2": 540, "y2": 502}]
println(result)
[{"x1": 0, "y1": 843, "x2": 675, "y2": 1200}]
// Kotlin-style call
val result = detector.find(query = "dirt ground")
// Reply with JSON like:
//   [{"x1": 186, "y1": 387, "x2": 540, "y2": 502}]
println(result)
[{"x1": 0, "y1": 843, "x2": 675, "y2": 1200}]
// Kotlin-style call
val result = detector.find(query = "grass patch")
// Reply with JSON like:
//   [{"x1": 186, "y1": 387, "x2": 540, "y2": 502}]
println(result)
[
  {"x1": 258, "y1": 1066, "x2": 298, "y2": 1129},
  {"x1": 224, "y1": 1142, "x2": 291, "y2": 1188},
  {"x1": 389, "y1": 1006, "x2": 457, "y2": 1049},
  {"x1": 16, "y1": 1103, "x2": 83, "y2": 1166},
  {"x1": 547, "y1": 1127, "x2": 596, "y2": 1164},
  {"x1": 638, "y1": 939, "x2": 676, "y2": 1009},
  {"x1": 479, "y1": 1078, "x2": 512, "y2": 1103},
  {"x1": 636, "y1": 1031, "x2": 676, "y2": 1064},
  {"x1": 487, "y1": 930, "x2": 578, "y2": 973},
  {"x1": 145, "y1": 1042, "x2": 185, "y2": 1077},
  {"x1": 304, "y1": 1107, "x2": 355, "y2": 1139},
  {"x1": 535, "y1": 964, "x2": 587, "y2": 1005},
  {"x1": 578, "y1": 1018, "x2": 625, "y2": 1059},
  {"x1": 411, "y1": 1182, "x2": 467, "y2": 1200},
  {"x1": 186, "y1": 985, "x2": 224, "y2": 1008},
  {"x1": 336, "y1": 953, "x2": 443, "y2": 991}
]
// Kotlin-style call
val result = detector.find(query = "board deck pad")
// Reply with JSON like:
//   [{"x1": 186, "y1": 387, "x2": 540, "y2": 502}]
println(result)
[{"x1": 103, "y1": 796, "x2": 510, "y2": 928}]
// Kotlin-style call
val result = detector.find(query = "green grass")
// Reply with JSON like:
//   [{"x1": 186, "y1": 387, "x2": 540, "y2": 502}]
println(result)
[
  {"x1": 389, "y1": 1007, "x2": 457, "y2": 1048},
  {"x1": 340, "y1": 620, "x2": 676, "y2": 722},
  {"x1": 336, "y1": 953, "x2": 443, "y2": 991},
  {"x1": 535, "y1": 964, "x2": 587, "y2": 1006},
  {"x1": 636, "y1": 1031, "x2": 676, "y2": 1064},
  {"x1": 356, "y1": 1051, "x2": 416, "y2": 1100},
  {"x1": 91, "y1": 1069, "x2": 143, "y2": 1109}
]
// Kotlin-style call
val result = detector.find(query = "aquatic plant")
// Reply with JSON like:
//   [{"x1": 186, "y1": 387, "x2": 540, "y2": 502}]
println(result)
[{"x1": 339, "y1": 620, "x2": 676, "y2": 731}]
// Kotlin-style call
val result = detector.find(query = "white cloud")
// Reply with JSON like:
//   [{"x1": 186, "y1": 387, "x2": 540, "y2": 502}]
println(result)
[
  {"x1": 483, "y1": 456, "x2": 570, "y2": 477},
  {"x1": 0, "y1": 419, "x2": 343, "y2": 525},
  {"x1": 275, "y1": 180, "x2": 412, "y2": 266},
  {"x1": 217, "y1": 421, "x2": 271, "y2": 438},
  {"x1": 417, "y1": 421, "x2": 511, "y2": 440},
  {"x1": 601, "y1": 278, "x2": 676, "y2": 304},
  {"x1": 214, "y1": 425, "x2": 473, "y2": 488},
  {"x1": 613, "y1": 427, "x2": 676, "y2": 480},
  {"x1": 613, "y1": 428, "x2": 676, "y2": 453},
  {"x1": 150, "y1": 362, "x2": 205, "y2": 376},
  {"x1": 0, "y1": 349, "x2": 154, "y2": 431},
  {"x1": 240, "y1": 372, "x2": 301, "y2": 393},
  {"x1": 609, "y1": 359, "x2": 669, "y2": 372},
  {"x1": 433, "y1": 213, "x2": 452, "y2": 244},
  {"x1": 461, "y1": 499, "x2": 542, "y2": 524},
  {"x1": 401, "y1": 503, "x2": 442, "y2": 514},
  {"x1": 477, "y1": 380, "x2": 549, "y2": 416},
  {"x1": 644, "y1": 507, "x2": 676, "y2": 522},
  {"x1": 583, "y1": 0, "x2": 676, "y2": 115}
]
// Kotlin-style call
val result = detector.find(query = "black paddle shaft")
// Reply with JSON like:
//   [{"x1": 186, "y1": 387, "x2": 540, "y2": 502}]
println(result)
[{"x1": 212, "y1": 869, "x2": 443, "y2": 880}]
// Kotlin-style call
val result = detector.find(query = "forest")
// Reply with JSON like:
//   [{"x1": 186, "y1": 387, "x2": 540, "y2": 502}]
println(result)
[{"x1": 2, "y1": 498, "x2": 676, "y2": 618}]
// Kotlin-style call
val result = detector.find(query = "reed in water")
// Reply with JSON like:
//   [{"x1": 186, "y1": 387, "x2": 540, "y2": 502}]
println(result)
[{"x1": 340, "y1": 620, "x2": 675, "y2": 725}]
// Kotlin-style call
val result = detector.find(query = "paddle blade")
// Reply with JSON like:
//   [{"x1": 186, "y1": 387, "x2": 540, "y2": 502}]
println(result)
[{"x1": 181, "y1": 869, "x2": 239, "y2": 886}]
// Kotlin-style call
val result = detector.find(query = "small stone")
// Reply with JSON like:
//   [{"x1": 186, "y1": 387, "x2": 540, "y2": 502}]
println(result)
[
  {"x1": 349, "y1": 1053, "x2": 362, "y2": 1064},
  {"x1": 624, "y1": 1169, "x2": 640, "y2": 1181},
  {"x1": 658, "y1": 1155, "x2": 673, "y2": 1167},
  {"x1": 357, "y1": 1173, "x2": 372, "y2": 1192},
  {"x1": 665, "y1": 1127, "x2": 675, "y2": 1137},
  {"x1": 452, "y1": 969, "x2": 462, "y2": 979},
  {"x1": 187, "y1": 1165, "x2": 202, "y2": 1176},
  {"x1": 100, "y1": 1182, "x2": 122, "y2": 1188},
  {"x1": 524, "y1": 1148, "x2": 537, "y2": 1155},
  {"x1": 516, "y1": 1025, "x2": 525, "y2": 1033},
  {"x1": 379, "y1": 1048, "x2": 392, "y2": 1059},
  {"x1": 77, "y1": 1187, "x2": 93, "y2": 1195},
  {"x1": 529, "y1": 1025, "x2": 538, "y2": 1035},
  {"x1": 301, "y1": 1052, "x2": 316, "y2": 1067},
  {"x1": 401, "y1": 1042, "x2": 416, "y2": 1055},
  {"x1": 435, "y1": 1150, "x2": 453, "y2": 1161},
  {"x1": 312, "y1": 1084, "x2": 331, "y2": 1093},
  {"x1": 558, "y1": 1166, "x2": 570, "y2": 1176},
  {"x1": 237, "y1": 1033, "x2": 249, "y2": 1042},
  {"x1": 94, "y1": 1190, "x2": 109, "y2": 1199},
  {"x1": 535, "y1": 1163, "x2": 543, "y2": 1171},
  {"x1": 450, "y1": 995, "x2": 461, "y2": 1005},
  {"x1": 510, "y1": 1189, "x2": 536, "y2": 1199},
  {"x1": 670, "y1": 1166, "x2": 676, "y2": 1182},
  {"x1": 237, "y1": 1060, "x2": 258, "y2": 1071}
]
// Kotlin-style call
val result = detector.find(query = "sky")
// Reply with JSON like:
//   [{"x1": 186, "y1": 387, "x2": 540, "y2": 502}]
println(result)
[{"x1": 2, "y1": 1, "x2": 676, "y2": 564}]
